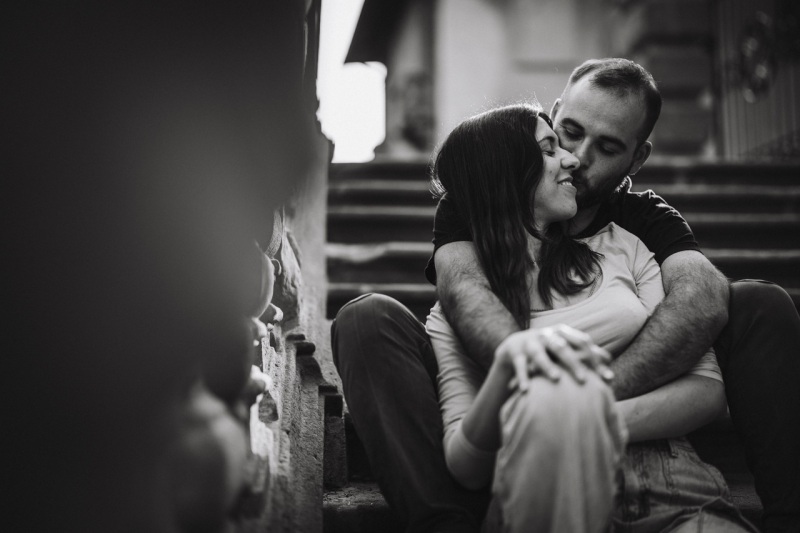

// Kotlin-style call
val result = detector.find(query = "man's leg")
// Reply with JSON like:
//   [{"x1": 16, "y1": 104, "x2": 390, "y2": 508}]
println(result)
[
  {"x1": 331, "y1": 294, "x2": 489, "y2": 533},
  {"x1": 714, "y1": 280, "x2": 800, "y2": 532}
]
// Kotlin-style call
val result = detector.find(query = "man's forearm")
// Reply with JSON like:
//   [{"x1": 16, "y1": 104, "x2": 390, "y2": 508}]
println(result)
[
  {"x1": 611, "y1": 253, "x2": 729, "y2": 400},
  {"x1": 436, "y1": 242, "x2": 521, "y2": 370},
  {"x1": 616, "y1": 374, "x2": 727, "y2": 442}
]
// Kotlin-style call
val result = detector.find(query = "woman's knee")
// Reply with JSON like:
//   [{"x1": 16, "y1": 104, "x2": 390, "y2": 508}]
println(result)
[{"x1": 504, "y1": 373, "x2": 614, "y2": 441}]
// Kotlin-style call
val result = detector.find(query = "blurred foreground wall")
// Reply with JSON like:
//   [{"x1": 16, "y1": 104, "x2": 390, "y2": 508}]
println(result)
[{"x1": 6, "y1": 2, "x2": 333, "y2": 531}]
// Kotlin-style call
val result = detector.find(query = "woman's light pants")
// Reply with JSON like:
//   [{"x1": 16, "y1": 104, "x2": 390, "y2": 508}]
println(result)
[{"x1": 486, "y1": 374, "x2": 756, "y2": 533}]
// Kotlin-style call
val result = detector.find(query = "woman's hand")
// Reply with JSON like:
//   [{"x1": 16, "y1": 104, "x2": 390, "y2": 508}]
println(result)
[{"x1": 494, "y1": 324, "x2": 614, "y2": 391}]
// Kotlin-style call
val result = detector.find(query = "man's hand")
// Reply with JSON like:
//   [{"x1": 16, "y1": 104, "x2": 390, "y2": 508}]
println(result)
[{"x1": 495, "y1": 324, "x2": 614, "y2": 391}]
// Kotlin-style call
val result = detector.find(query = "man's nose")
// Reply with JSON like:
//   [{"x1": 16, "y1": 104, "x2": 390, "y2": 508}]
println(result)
[{"x1": 571, "y1": 141, "x2": 590, "y2": 167}]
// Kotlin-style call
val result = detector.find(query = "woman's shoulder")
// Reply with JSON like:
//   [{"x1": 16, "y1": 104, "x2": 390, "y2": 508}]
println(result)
[{"x1": 583, "y1": 222, "x2": 646, "y2": 252}]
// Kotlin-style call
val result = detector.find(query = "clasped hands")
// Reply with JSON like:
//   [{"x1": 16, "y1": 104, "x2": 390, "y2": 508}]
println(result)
[{"x1": 495, "y1": 324, "x2": 614, "y2": 391}]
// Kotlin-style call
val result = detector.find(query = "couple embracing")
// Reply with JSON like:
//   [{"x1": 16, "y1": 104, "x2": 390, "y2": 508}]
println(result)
[{"x1": 332, "y1": 59, "x2": 800, "y2": 533}]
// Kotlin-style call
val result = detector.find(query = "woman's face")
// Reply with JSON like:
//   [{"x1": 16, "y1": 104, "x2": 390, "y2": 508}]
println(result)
[{"x1": 532, "y1": 117, "x2": 581, "y2": 231}]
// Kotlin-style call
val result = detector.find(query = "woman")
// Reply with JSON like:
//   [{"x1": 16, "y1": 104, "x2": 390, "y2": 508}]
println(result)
[{"x1": 425, "y1": 103, "x2": 755, "y2": 532}]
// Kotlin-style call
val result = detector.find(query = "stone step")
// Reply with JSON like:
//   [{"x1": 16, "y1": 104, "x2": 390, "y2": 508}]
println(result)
[
  {"x1": 323, "y1": 482, "x2": 400, "y2": 533},
  {"x1": 328, "y1": 179, "x2": 436, "y2": 207},
  {"x1": 331, "y1": 159, "x2": 800, "y2": 186},
  {"x1": 329, "y1": 179, "x2": 800, "y2": 213},
  {"x1": 328, "y1": 205, "x2": 800, "y2": 248},
  {"x1": 327, "y1": 281, "x2": 800, "y2": 322},
  {"x1": 327, "y1": 242, "x2": 800, "y2": 288},
  {"x1": 323, "y1": 416, "x2": 763, "y2": 532},
  {"x1": 330, "y1": 159, "x2": 430, "y2": 182}
]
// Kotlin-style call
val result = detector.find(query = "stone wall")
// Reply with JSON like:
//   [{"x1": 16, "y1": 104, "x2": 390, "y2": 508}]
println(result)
[
  {"x1": 234, "y1": 2, "x2": 337, "y2": 530},
  {"x1": 238, "y1": 130, "x2": 335, "y2": 533}
]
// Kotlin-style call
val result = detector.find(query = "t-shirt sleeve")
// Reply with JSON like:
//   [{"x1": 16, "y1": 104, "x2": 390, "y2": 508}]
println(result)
[
  {"x1": 425, "y1": 303, "x2": 493, "y2": 488},
  {"x1": 688, "y1": 349, "x2": 723, "y2": 383},
  {"x1": 619, "y1": 189, "x2": 700, "y2": 265},
  {"x1": 425, "y1": 194, "x2": 472, "y2": 285},
  {"x1": 444, "y1": 420, "x2": 496, "y2": 490},
  {"x1": 631, "y1": 234, "x2": 665, "y2": 315}
]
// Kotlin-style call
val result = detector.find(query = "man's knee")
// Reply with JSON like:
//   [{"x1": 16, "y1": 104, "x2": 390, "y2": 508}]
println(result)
[
  {"x1": 730, "y1": 280, "x2": 793, "y2": 309},
  {"x1": 333, "y1": 293, "x2": 412, "y2": 337},
  {"x1": 729, "y1": 280, "x2": 798, "y2": 327},
  {"x1": 331, "y1": 293, "x2": 423, "y2": 366},
  {"x1": 335, "y1": 292, "x2": 388, "y2": 325}
]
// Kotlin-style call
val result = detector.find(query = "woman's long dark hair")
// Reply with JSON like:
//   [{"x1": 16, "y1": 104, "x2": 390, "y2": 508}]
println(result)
[{"x1": 431, "y1": 103, "x2": 601, "y2": 328}]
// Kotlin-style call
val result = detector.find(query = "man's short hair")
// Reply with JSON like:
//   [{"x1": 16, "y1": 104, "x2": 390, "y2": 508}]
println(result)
[{"x1": 566, "y1": 58, "x2": 662, "y2": 144}]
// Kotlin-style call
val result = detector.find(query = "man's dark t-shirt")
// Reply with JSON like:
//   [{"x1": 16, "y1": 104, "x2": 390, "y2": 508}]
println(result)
[{"x1": 424, "y1": 177, "x2": 700, "y2": 285}]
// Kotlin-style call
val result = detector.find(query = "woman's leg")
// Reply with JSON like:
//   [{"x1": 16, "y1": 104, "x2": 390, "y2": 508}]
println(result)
[
  {"x1": 491, "y1": 373, "x2": 626, "y2": 533},
  {"x1": 666, "y1": 511, "x2": 756, "y2": 533},
  {"x1": 613, "y1": 437, "x2": 757, "y2": 533}
]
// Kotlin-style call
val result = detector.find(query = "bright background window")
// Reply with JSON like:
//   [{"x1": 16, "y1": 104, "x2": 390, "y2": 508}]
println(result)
[{"x1": 317, "y1": 0, "x2": 386, "y2": 163}]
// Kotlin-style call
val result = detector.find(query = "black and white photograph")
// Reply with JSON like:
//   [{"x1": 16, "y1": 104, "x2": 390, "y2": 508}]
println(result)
[{"x1": 6, "y1": 1, "x2": 799, "y2": 532}]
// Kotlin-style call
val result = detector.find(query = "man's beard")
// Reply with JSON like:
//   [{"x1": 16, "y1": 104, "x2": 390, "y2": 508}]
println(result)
[{"x1": 574, "y1": 172, "x2": 628, "y2": 209}]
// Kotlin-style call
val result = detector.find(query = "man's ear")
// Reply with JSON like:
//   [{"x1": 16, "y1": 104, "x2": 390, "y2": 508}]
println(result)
[
  {"x1": 550, "y1": 98, "x2": 562, "y2": 120},
  {"x1": 628, "y1": 141, "x2": 652, "y2": 176}
]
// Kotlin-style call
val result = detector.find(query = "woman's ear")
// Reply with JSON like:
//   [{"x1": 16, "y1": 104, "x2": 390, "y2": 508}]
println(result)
[
  {"x1": 628, "y1": 141, "x2": 652, "y2": 176},
  {"x1": 270, "y1": 258, "x2": 282, "y2": 277}
]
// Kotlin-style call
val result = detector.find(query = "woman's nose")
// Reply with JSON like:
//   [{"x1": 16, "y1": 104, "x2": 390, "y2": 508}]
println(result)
[{"x1": 561, "y1": 149, "x2": 580, "y2": 170}]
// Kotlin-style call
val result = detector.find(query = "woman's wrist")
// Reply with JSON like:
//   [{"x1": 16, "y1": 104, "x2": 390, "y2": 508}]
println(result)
[{"x1": 491, "y1": 354, "x2": 515, "y2": 382}]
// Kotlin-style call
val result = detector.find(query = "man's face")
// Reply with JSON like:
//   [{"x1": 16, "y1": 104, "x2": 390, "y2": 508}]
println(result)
[{"x1": 551, "y1": 76, "x2": 651, "y2": 209}]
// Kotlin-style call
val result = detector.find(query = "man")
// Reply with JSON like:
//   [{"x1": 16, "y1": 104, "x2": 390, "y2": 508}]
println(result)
[{"x1": 332, "y1": 59, "x2": 800, "y2": 532}]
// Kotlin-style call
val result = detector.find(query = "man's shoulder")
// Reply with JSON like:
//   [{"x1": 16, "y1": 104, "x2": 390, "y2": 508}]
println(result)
[
  {"x1": 607, "y1": 178, "x2": 699, "y2": 264},
  {"x1": 611, "y1": 179, "x2": 683, "y2": 223},
  {"x1": 614, "y1": 178, "x2": 675, "y2": 210}
]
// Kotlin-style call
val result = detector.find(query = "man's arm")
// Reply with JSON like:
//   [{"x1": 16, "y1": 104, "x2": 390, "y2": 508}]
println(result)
[
  {"x1": 610, "y1": 250, "x2": 729, "y2": 400},
  {"x1": 435, "y1": 242, "x2": 611, "y2": 383},
  {"x1": 617, "y1": 374, "x2": 727, "y2": 442},
  {"x1": 435, "y1": 241, "x2": 519, "y2": 371}
]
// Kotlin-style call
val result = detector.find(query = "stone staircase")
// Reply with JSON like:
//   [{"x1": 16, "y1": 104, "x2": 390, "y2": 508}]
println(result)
[{"x1": 323, "y1": 158, "x2": 800, "y2": 532}]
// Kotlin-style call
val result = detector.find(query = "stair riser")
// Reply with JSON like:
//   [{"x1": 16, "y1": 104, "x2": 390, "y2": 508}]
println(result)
[
  {"x1": 330, "y1": 162, "x2": 431, "y2": 182},
  {"x1": 331, "y1": 162, "x2": 800, "y2": 186},
  {"x1": 329, "y1": 189, "x2": 437, "y2": 207},
  {"x1": 330, "y1": 188, "x2": 800, "y2": 213},
  {"x1": 328, "y1": 217, "x2": 434, "y2": 243},
  {"x1": 693, "y1": 223, "x2": 800, "y2": 249},
  {"x1": 330, "y1": 184, "x2": 800, "y2": 212},
  {"x1": 634, "y1": 167, "x2": 800, "y2": 186},
  {"x1": 328, "y1": 255, "x2": 800, "y2": 289},
  {"x1": 329, "y1": 216, "x2": 800, "y2": 248},
  {"x1": 328, "y1": 287, "x2": 800, "y2": 322}
]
